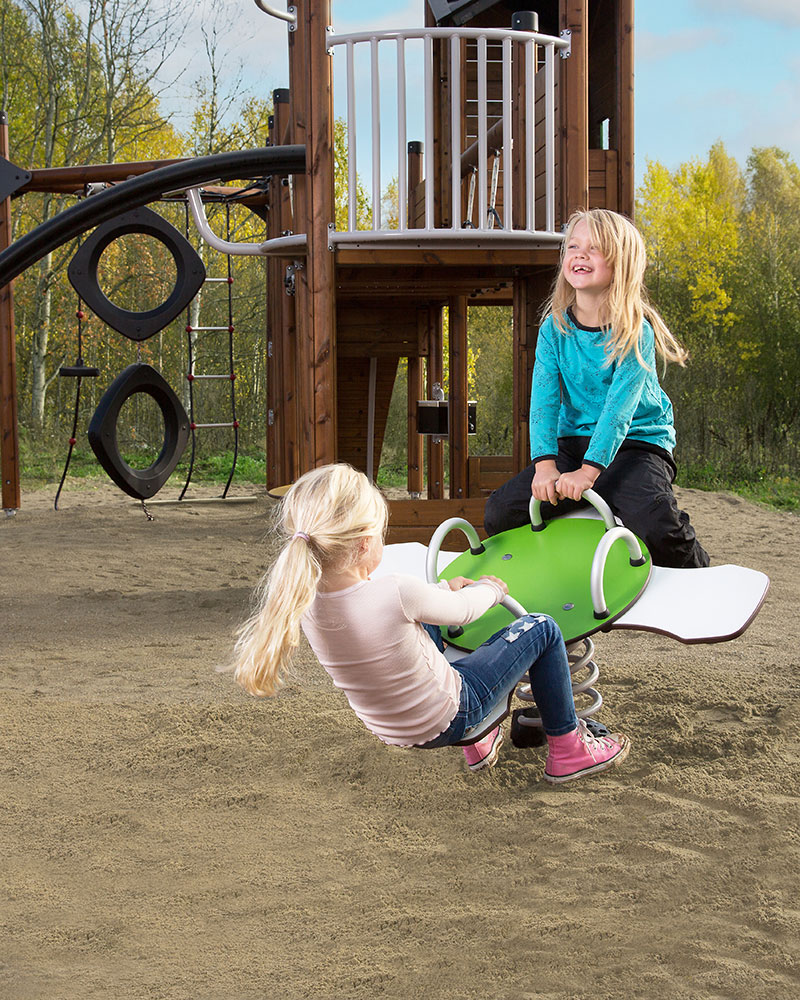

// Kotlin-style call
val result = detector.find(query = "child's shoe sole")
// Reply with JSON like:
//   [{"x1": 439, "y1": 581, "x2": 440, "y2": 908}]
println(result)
[
  {"x1": 467, "y1": 728, "x2": 504, "y2": 771},
  {"x1": 544, "y1": 734, "x2": 631, "y2": 784}
]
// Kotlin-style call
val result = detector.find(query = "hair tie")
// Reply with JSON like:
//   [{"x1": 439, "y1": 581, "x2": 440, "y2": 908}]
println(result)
[{"x1": 292, "y1": 531, "x2": 310, "y2": 542}]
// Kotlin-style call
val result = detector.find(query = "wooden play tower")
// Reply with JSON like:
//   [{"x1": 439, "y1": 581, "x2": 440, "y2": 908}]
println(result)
[
  {"x1": 263, "y1": 0, "x2": 634, "y2": 542},
  {"x1": 0, "y1": 0, "x2": 634, "y2": 525}
]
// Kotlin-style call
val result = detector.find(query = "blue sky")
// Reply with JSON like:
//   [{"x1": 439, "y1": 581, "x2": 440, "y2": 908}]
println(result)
[{"x1": 165, "y1": 0, "x2": 800, "y2": 187}]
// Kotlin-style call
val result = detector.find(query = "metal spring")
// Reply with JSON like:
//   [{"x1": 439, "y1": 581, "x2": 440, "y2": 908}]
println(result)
[{"x1": 513, "y1": 636, "x2": 602, "y2": 727}]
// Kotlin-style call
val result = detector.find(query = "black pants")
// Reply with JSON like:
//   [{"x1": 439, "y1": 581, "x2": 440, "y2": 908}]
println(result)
[{"x1": 483, "y1": 438, "x2": 710, "y2": 569}]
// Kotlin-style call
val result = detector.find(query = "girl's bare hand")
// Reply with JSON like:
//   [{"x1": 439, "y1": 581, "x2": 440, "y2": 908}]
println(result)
[
  {"x1": 478, "y1": 575, "x2": 508, "y2": 596},
  {"x1": 531, "y1": 462, "x2": 560, "y2": 505},
  {"x1": 446, "y1": 576, "x2": 475, "y2": 591},
  {"x1": 555, "y1": 466, "x2": 598, "y2": 501}
]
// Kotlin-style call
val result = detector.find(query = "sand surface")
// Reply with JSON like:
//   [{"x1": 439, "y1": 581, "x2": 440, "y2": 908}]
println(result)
[{"x1": 1, "y1": 481, "x2": 798, "y2": 999}]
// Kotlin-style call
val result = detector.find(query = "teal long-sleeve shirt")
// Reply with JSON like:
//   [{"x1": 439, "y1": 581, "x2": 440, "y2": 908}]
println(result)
[{"x1": 529, "y1": 310, "x2": 677, "y2": 470}]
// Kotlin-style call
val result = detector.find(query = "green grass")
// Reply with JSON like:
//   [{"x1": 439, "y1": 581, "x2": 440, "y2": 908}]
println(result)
[
  {"x1": 16, "y1": 431, "x2": 800, "y2": 513},
  {"x1": 677, "y1": 461, "x2": 800, "y2": 513},
  {"x1": 18, "y1": 432, "x2": 265, "y2": 489}
]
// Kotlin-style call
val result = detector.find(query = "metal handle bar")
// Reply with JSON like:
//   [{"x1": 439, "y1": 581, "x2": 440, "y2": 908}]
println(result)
[
  {"x1": 529, "y1": 489, "x2": 645, "y2": 618},
  {"x1": 253, "y1": 0, "x2": 296, "y2": 24},
  {"x1": 425, "y1": 517, "x2": 527, "y2": 620},
  {"x1": 186, "y1": 187, "x2": 307, "y2": 256},
  {"x1": 529, "y1": 487, "x2": 616, "y2": 531},
  {"x1": 589, "y1": 526, "x2": 646, "y2": 619}
]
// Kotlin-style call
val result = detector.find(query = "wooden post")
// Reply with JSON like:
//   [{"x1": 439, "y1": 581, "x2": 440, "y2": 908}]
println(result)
[
  {"x1": 289, "y1": 0, "x2": 336, "y2": 473},
  {"x1": 448, "y1": 296, "x2": 468, "y2": 501},
  {"x1": 617, "y1": 0, "x2": 635, "y2": 219},
  {"x1": 406, "y1": 353, "x2": 423, "y2": 495},
  {"x1": 560, "y1": 0, "x2": 589, "y2": 219},
  {"x1": 512, "y1": 272, "x2": 552, "y2": 473},
  {"x1": 266, "y1": 89, "x2": 299, "y2": 489},
  {"x1": 0, "y1": 111, "x2": 20, "y2": 512},
  {"x1": 426, "y1": 306, "x2": 444, "y2": 500}
]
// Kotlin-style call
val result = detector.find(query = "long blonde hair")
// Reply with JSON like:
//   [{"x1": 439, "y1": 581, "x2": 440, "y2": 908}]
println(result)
[
  {"x1": 546, "y1": 208, "x2": 687, "y2": 368},
  {"x1": 232, "y1": 464, "x2": 388, "y2": 697}
]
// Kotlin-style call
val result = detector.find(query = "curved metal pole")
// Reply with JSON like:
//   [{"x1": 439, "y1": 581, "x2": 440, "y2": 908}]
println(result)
[
  {"x1": 185, "y1": 187, "x2": 306, "y2": 256},
  {"x1": 425, "y1": 516, "x2": 527, "y2": 621},
  {"x1": 529, "y1": 487, "x2": 616, "y2": 531},
  {"x1": 0, "y1": 145, "x2": 306, "y2": 288},
  {"x1": 590, "y1": 526, "x2": 645, "y2": 619},
  {"x1": 253, "y1": 0, "x2": 296, "y2": 24},
  {"x1": 425, "y1": 517, "x2": 483, "y2": 584}
]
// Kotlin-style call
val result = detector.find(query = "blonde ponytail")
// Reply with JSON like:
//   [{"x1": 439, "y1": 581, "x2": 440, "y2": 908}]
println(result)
[{"x1": 231, "y1": 464, "x2": 388, "y2": 697}]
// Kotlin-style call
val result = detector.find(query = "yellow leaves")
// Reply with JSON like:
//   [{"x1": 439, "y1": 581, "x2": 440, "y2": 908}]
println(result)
[
  {"x1": 637, "y1": 144, "x2": 742, "y2": 333},
  {"x1": 736, "y1": 340, "x2": 761, "y2": 363},
  {"x1": 688, "y1": 265, "x2": 737, "y2": 330}
]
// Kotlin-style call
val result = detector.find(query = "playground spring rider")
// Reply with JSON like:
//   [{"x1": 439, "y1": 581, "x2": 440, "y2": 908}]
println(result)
[{"x1": 382, "y1": 489, "x2": 770, "y2": 747}]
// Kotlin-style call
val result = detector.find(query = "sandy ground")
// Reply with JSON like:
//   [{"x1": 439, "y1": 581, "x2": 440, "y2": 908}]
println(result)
[{"x1": 1, "y1": 480, "x2": 798, "y2": 1000}]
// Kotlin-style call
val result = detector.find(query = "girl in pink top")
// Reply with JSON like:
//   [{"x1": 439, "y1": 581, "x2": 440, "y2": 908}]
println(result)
[{"x1": 231, "y1": 464, "x2": 630, "y2": 783}]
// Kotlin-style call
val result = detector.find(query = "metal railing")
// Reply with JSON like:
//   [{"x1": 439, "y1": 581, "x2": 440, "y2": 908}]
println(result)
[{"x1": 327, "y1": 25, "x2": 570, "y2": 246}]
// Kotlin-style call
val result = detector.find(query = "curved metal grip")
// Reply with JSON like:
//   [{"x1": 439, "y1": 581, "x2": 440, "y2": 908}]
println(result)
[
  {"x1": 529, "y1": 487, "x2": 616, "y2": 531},
  {"x1": 253, "y1": 0, "x2": 296, "y2": 24},
  {"x1": 589, "y1": 526, "x2": 645, "y2": 619},
  {"x1": 501, "y1": 593, "x2": 528, "y2": 618},
  {"x1": 425, "y1": 517, "x2": 483, "y2": 584},
  {"x1": 426, "y1": 518, "x2": 528, "y2": 624}
]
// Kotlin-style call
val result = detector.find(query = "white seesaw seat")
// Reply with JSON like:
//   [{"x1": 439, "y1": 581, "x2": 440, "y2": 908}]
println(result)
[{"x1": 611, "y1": 564, "x2": 769, "y2": 643}]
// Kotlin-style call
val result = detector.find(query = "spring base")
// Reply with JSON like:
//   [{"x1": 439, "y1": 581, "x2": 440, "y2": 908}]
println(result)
[{"x1": 513, "y1": 637, "x2": 603, "y2": 738}]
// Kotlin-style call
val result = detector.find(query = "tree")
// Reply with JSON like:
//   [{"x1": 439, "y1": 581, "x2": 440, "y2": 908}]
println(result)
[
  {"x1": 637, "y1": 143, "x2": 743, "y2": 464},
  {"x1": 3, "y1": 0, "x2": 186, "y2": 431}
]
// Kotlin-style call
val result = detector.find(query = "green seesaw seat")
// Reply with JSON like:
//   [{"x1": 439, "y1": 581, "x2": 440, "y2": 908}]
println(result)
[{"x1": 426, "y1": 489, "x2": 650, "y2": 650}]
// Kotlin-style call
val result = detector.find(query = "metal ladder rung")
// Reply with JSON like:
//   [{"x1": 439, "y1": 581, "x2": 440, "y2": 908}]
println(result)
[
  {"x1": 203, "y1": 277, "x2": 232, "y2": 283},
  {"x1": 188, "y1": 373, "x2": 231, "y2": 380},
  {"x1": 191, "y1": 421, "x2": 238, "y2": 429},
  {"x1": 186, "y1": 326, "x2": 233, "y2": 332}
]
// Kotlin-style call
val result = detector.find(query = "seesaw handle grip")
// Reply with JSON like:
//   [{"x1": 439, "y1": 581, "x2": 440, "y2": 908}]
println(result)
[
  {"x1": 589, "y1": 526, "x2": 646, "y2": 619},
  {"x1": 529, "y1": 488, "x2": 616, "y2": 531},
  {"x1": 425, "y1": 517, "x2": 484, "y2": 585},
  {"x1": 425, "y1": 517, "x2": 529, "y2": 626}
]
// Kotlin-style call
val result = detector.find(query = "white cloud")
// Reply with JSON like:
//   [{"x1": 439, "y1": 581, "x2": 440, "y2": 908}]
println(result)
[
  {"x1": 697, "y1": 0, "x2": 800, "y2": 27},
  {"x1": 636, "y1": 26, "x2": 723, "y2": 62}
]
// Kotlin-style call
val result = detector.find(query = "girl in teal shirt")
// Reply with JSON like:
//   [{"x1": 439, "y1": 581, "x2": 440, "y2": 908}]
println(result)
[{"x1": 485, "y1": 208, "x2": 708, "y2": 568}]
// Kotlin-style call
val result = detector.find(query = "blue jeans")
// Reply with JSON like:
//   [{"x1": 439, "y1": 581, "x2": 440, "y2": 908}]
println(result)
[{"x1": 417, "y1": 614, "x2": 578, "y2": 747}]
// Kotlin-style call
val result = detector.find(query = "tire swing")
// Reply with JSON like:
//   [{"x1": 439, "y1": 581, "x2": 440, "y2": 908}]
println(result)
[
  {"x1": 67, "y1": 205, "x2": 206, "y2": 340},
  {"x1": 87, "y1": 363, "x2": 190, "y2": 502},
  {"x1": 65, "y1": 204, "x2": 204, "y2": 507}
]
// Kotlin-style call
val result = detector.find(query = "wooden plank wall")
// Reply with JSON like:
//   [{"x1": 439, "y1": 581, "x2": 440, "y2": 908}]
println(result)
[
  {"x1": 588, "y1": 148, "x2": 619, "y2": 211},
  {"x1": 337, "y1": 356, "x2": 398, "y2": 474}
]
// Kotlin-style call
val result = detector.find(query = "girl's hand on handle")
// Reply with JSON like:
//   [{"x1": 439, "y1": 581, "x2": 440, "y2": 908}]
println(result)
[
  {"x1": 531, "y1": 460, "x2": 560, "y2": 505},
  {"x1": 477, "y1": 575, "x2": 508, "y2": 596},
  {"x1": 447, "y1": 575, "x2": 508, "y2": 598},
  {"x1": 555, "y1": 466, "x2": 599, "y2": 502}
]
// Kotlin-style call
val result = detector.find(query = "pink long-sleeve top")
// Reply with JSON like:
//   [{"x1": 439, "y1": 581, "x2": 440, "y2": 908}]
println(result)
[{"x1": 301, "y1": 573, "x2": 505, "y2": 747}]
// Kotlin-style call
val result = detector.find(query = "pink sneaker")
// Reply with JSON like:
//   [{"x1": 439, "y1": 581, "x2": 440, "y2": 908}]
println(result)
[
  {"x1": 462, "y1": 726, "x2": 504, "y2": 771},
  {"x1": 544, "y1": 720, "x2": 630, "y2": 784}
]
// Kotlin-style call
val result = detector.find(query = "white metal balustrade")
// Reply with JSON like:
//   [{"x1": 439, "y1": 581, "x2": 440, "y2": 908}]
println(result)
[{"x1": 327, "y1": 25, "x2": 571, "y2": 247}]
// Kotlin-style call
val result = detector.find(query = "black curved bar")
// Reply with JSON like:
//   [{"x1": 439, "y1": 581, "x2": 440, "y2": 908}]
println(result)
[{"x1": 0, "y1": 145, "x2": 305, "y2": 288}]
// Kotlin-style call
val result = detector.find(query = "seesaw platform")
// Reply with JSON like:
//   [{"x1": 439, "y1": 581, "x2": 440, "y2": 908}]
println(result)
[
  {"x1": 437, "y1": 517, "x2": 651, "y2": 648},
  {"x1": 375, "y1": 537, "x2": 768, "y2": 648}
]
